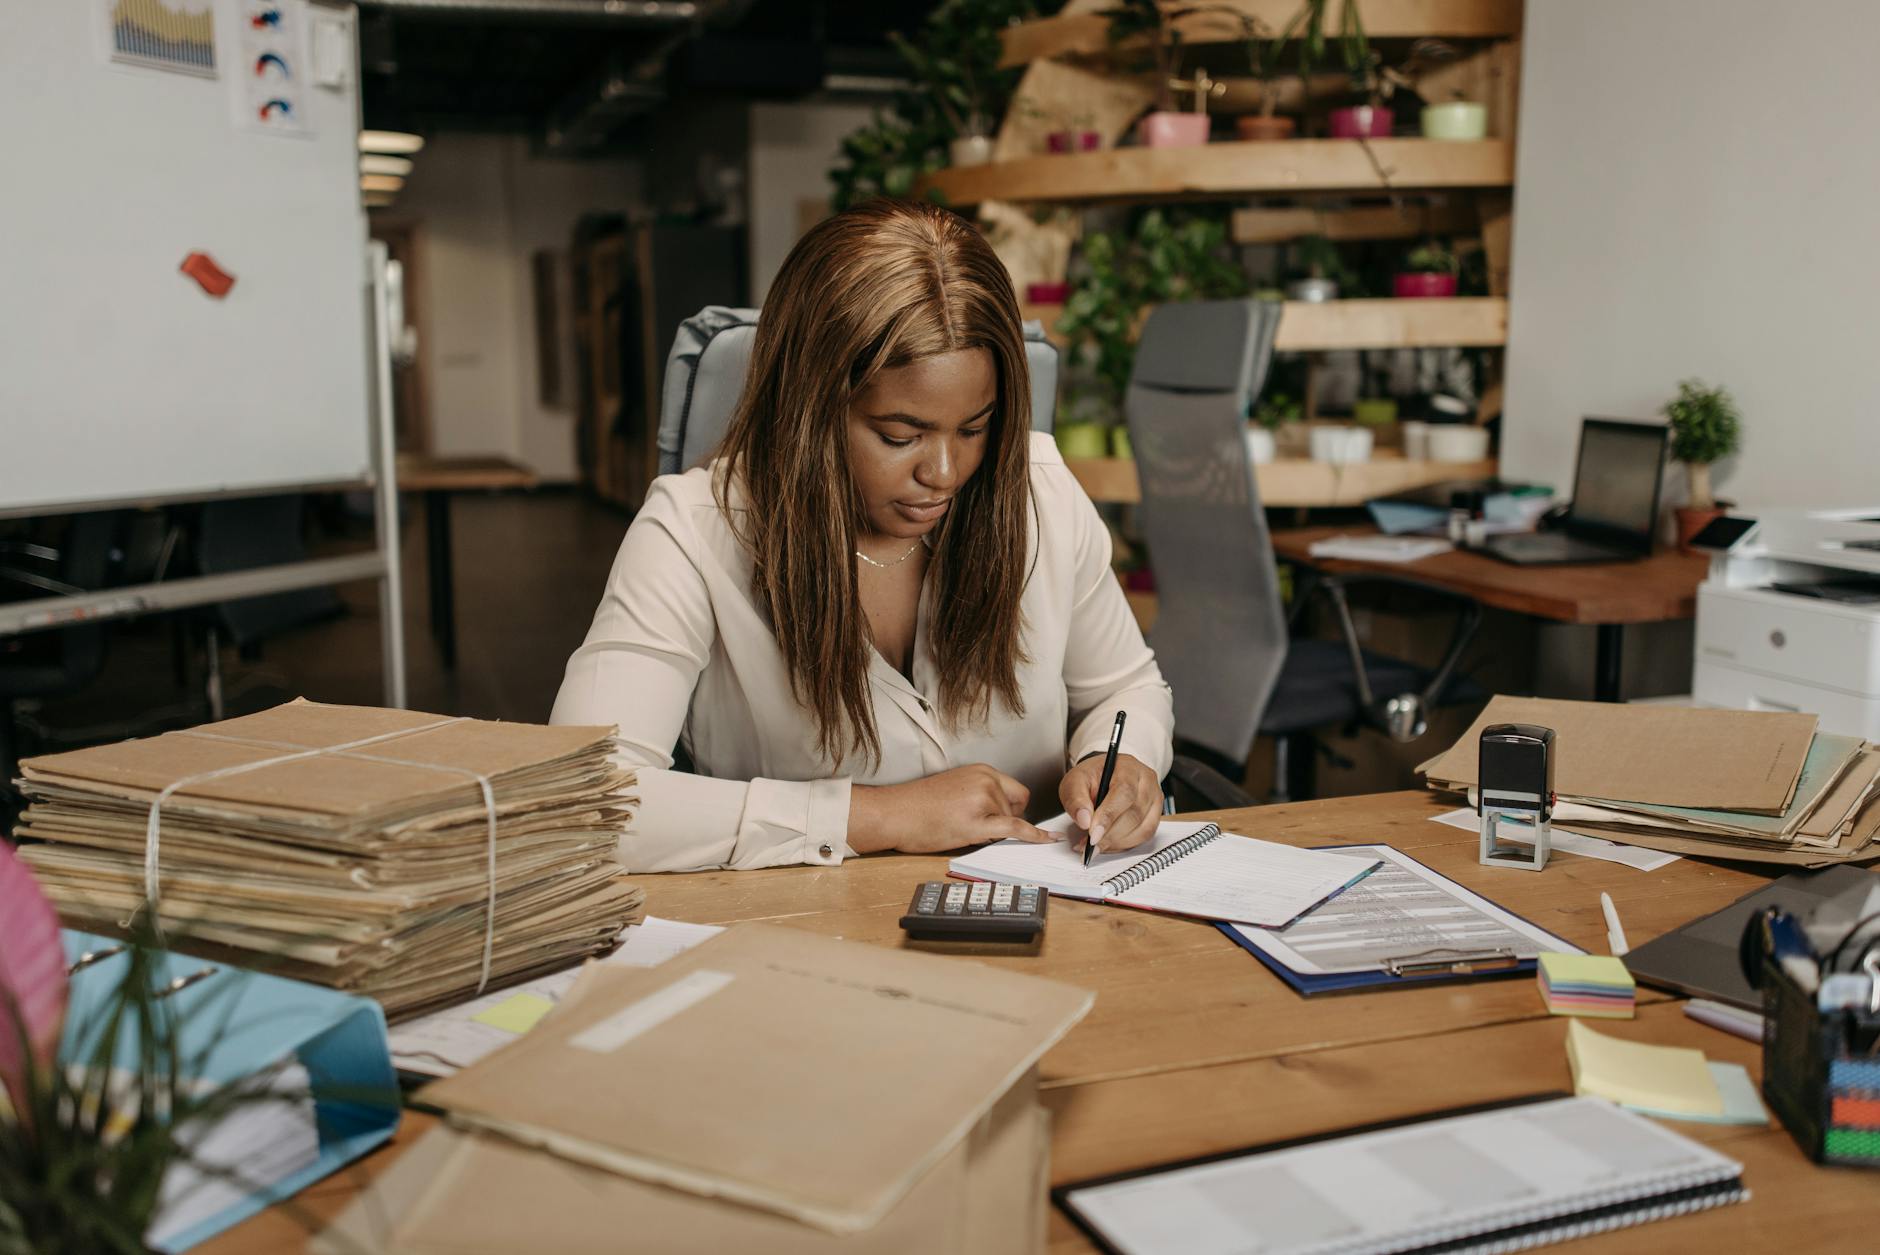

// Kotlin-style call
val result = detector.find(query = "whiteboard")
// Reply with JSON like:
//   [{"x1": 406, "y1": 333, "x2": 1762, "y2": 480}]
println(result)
[{"x1": 0, "y1": 1, "x2": 372, "y2": 514}]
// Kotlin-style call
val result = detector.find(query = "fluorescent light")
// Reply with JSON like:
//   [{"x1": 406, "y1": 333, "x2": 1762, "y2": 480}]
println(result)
[
  {"x1": 360, "y1": 173, "x2": 405, "y2": 192},
  {"x1": 358, "y1": 130, "x2": 424, "y2": 155},
  {"x1": 360, "y1": 154, "x2": 413, "y2": 177}
]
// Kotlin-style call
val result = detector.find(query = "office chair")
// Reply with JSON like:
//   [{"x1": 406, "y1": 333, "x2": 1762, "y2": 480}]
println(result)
[
  {"x1": 657, "y1": 305, "x2": 1255, "y2": 814},
  {"x1": 1127, "y1": 299, "x2": 1484, "y2": 802},
  {"x1": 0, "y1": 511, "x2": 118, "y2": 834},
  {"x1": 656, "y1": 306, "x2": 1063, "y2": 475}
]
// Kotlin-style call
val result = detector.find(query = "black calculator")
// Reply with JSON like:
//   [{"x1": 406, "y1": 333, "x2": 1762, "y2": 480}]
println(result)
[{"x1": 899, "y1": 880, "x2": 1047, "y2": 942}]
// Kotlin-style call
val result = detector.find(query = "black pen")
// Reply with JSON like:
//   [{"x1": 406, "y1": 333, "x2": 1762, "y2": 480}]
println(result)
[{"x1": 1083, "y1": 711, "x2": 1127, "y2": 867}]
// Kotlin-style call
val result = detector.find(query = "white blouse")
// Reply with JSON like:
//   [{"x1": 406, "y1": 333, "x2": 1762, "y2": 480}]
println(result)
[{"x1": 550, "y1": 432, "x2": 1175, "y2": 873}]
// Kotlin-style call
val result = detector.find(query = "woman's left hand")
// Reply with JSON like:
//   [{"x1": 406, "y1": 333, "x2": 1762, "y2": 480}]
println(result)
[{"x1": 1057, "y1": 753, "x2": 1163, "y2": 856}]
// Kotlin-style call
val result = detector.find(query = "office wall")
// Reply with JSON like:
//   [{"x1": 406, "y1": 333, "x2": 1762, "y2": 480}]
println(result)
[
  {"x1": 748, "y1": 101, "x2": 875, "y2": 303},
  {"x1": 389, "y1": 134, "x2": 642, "y2": 479},
  {"x1": 1502, "y1": 0, "x2": 1880, "y2": 510}
]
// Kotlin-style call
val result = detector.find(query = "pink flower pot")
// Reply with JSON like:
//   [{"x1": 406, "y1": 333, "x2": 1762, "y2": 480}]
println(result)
[
  {"x1": 1047, "y1": 129, "x2": 1102, "y2": 153},
  {"x1": 1393, "y1": 272, "x2": 1458, "y2": 298},
  {"x1": 1025, "y1": 281, "x2": 1070, "y2": 305},
  {"x1": 1136, "y1": 111, "x2": 1210, "y2": 148},
  {"x1": 1328, "y1": 105, "x2": 1393, "y2": 138}
]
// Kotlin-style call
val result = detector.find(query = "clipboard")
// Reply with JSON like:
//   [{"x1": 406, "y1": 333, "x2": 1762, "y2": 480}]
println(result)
[
  {"x1": 60, "y1": 930, "x2": 401, "y2": 1252},
  {"x1": 1217, "y1": 843, "x2": 1580, "y2": 996}
]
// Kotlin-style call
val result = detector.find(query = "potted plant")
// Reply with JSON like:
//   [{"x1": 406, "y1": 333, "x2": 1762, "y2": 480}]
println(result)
[
  {"x1": 1286, "y1": 233, "x2": 1351, "y2": 302},
  {"x1": 1422, "y1": 88, "x2": 1488, "y2": 140},
  {"x1": 1664, "y1": 378, "x2": 1742, "y2": 550},
  {"x1": 1247, "y1": 391, "x2": 1301, "y2": 464},
  {"x1": 1058, "y1": 208, "x2": 1251, "y2": 424},
  {"x1": 0, "y1": 845, "x2": 353, "y2": 1251},
  {"x1": 829, "y1": 0, "x2": 1038, "y2": 202},
  {"x1": 1394, "y1": 242, "x2": 1459, "y2": 297},
  {"x1": 1318, "y1": 0, "x2": 1395, "y2": 139},
  {"x1": 1236, "y1": 13, "x2": 1298, "y2": 141},
  {"x1": 1102, "y1": 1, "x2": 1227, "y2": 148},
  {"x1": 1045, "y1": 106, "x2": 1103, "y2": 153}
]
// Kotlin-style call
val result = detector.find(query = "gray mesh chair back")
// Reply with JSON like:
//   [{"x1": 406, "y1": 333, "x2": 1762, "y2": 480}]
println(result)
[
  {"x1": 1126, "y1": 299, "x2": 1286, "y2": 765},
  {"x1": 657, "y1": 306, "x2": 1061, "y2": 476}
]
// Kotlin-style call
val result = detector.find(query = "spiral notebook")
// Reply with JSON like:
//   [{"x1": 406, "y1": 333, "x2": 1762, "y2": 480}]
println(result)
[
  {"x1": 947, "y1": 818, "x2": 1379, "y2": 928},
  {"x1": 1056, "y1": 1094, "x2": 1747, "y2": 1255}
]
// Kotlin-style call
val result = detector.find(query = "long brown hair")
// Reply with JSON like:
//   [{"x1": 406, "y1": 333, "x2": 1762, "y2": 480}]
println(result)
[{"x1": 713, "y1": 199, "x2": 1032, "y2": 767}]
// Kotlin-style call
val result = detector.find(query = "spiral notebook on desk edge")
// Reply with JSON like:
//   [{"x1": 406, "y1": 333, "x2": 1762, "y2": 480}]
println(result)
[
  {"x1": 1055, "y1": 1094, "x2": 1747, "y2": 1255},
  {"x1": 947, "y1": 818, "x2": 1380, "y2": 929}
]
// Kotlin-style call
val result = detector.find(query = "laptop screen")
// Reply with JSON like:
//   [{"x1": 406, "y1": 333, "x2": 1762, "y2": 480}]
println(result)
[{"x1": 1570, "y1": 420, "x2": 1667, "y2": 545}]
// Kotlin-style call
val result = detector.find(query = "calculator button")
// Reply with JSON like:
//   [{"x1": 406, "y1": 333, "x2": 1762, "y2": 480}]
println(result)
[{"x1": 945, "y1": 884, "x2": 966, "y2": 903}]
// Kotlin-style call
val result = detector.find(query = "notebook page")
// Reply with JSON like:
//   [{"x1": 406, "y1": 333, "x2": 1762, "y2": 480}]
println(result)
[
  {"x1": 1113, "y1": 834, "x2": 1377, "y2": 927},
  {"x1": 946, "y1": 818, "x2": 1215, "y2": 899},
  {"x1": 1063, "y1": 1096, "x2": 1742, "y2": 1255}
]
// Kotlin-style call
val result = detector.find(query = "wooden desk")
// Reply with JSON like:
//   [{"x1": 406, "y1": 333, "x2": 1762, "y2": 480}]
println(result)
[
  {"x1": 1273, "y1": 525, "x2": 1710, "y2": 701},
  {"x1": 204, "y1": 791, "x2": 1880, "y2": 1253},
  {"x1": 394, "y1": 454, "x2": 537, "y2": 668}
]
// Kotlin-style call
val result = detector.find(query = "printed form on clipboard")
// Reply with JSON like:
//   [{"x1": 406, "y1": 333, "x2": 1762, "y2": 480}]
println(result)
[
  {"x1": 947, "y1": 816, "x2": 1380, "y2": 928},
  {"x1": 1224, "y1": 844, "x2": 1581, "y2": 991}
]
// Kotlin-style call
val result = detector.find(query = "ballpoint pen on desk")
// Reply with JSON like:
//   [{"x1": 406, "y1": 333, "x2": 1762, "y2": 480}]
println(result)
[
  {"x1": 1601, "y1": 892, "x2": 1630, "y2": 957},
  {"x1": 1082, "y1": 711, "x2": 1127, "y2": 867}
]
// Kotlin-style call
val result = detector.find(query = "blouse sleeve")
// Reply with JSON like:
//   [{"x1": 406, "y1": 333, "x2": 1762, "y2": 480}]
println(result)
[
  {"x1": 1056, "y1": 473, "x2": 1177, "y2": 778},
  {"x1": 549, "y1": 483, "x2": 853, "y2": 873}
]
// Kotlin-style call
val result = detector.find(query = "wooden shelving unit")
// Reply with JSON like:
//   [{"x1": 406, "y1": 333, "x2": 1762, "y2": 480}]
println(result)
[
  {"x1": 917, "y1": 139, "x2": 1513, "y2": 207},
  {"x1": 999, "y1": 0, "x2": 1524, "y2": 67},
  {"x1": 1020, "y1": 297, "x2": 1507, "y2": 352},
  {"x1": 1231, "y1": 202, "x2": 1481, "y2": 244},
  {"x1": 1068, "y1": 454, "x2": 1500, "y2": 507}
]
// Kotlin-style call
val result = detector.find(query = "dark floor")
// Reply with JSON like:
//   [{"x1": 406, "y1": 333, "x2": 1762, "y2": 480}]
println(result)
[{"x1": 23, "y1": 491, "x2": 629, "y2": 756}]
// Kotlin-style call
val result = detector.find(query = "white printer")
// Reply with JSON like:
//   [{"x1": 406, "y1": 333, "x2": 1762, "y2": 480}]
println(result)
[{"x1": 1693, "y1": 508, "x2": 1880, "y2": 737}]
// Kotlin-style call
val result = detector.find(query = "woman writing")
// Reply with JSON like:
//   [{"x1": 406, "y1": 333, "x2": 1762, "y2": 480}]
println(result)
[{"x1": 551, "y1": 199, "x2": 1174, "y2": 872}]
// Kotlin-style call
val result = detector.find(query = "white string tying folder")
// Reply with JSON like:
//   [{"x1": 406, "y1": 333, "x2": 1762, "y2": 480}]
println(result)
[{"x1": 138, "y1": 716, "x2": 507, "y2": 996}]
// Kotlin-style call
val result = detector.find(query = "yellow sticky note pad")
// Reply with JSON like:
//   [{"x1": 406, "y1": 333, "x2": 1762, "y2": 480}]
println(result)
[
  {"x1": 1566, "y1": 1019, "x2": 1724, "y2": 1118},
  {"x1": 472, "y1": 992, "x2": 556, "y2": 1035}
]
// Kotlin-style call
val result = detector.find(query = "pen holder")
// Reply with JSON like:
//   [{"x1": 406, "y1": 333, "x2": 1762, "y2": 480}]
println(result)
[{"x1": 1760, "y1": 955, "x2": 1880, "y2": 1167}]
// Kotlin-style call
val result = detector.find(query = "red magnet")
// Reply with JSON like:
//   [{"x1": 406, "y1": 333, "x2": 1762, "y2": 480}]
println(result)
[{"x1": 180, "y1": 251, "x2": 236, "y2": 298}]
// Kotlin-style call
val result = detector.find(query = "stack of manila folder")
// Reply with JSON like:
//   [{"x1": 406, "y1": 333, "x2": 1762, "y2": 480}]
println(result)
[
  {"x1": 313, "y1": 924, "x2": 1094, "y2": 1255},
  {"x1": 14, "y1": 699, "x2": 644, "y2": 1018},
  {"x1": 1421, "y1": 697, "x2": 1880, "y2": 868}
]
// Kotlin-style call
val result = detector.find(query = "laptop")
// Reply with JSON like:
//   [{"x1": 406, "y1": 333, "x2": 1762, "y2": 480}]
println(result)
[
  {"x1": 1482, "y1": 418, "x2": 1669, "y2": 565},
  {"x1": 1623, "y1": 866, "x2": 1875, "y2": 1010}
]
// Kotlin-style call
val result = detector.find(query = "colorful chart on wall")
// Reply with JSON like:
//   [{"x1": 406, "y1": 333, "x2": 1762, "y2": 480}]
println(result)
[
  {"x1": 104, "y1": 0, "x2": 218, "y2": 78},
  {"x1": 233, "y1": 0, "x2": 310, "y2": 136}
]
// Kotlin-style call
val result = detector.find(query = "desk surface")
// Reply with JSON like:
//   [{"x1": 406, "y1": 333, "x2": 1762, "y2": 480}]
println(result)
[
  {"x1": 1272, "y1": 525, "x2": 1710, "y2": 625},
  {"x1": 394, "y1": 453, "x2": 538, "y2": 493},
  {"x1": 203, "y1": 790, "x2": 1880, "y2": 1254}
]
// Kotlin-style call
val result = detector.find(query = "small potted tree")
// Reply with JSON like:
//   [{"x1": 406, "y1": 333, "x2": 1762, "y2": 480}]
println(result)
[
  {"x1": 1104, "y1": 0, "x2": 1229, "y2": 148},
  {"x1": 1286, "y1": 233, "x2": 1351, "y2": 302},
  {"x1": 1664, "y1": 378, "x2": 1742, "y2": 550},
  {"x1": 1236, "y1": 14, "x2": 1297, "y2": 141},
  {"x1": 1393, "y1": 242, "x2": 1459, "y2": 297}
]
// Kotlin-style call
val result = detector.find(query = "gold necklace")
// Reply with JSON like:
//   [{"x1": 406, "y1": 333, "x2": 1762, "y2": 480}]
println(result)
[{"x1": 855, "y1": 539, "x2": 923, "y2": 569}]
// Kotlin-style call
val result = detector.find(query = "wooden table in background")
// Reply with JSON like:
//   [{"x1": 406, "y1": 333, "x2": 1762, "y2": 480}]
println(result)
[
  {"x1": 1273, "y1": 524, "x2": 1711, "y2": 701},
  {"x1": 394, "y1": 454, "x2": 537, "y2": 668},
  {"x1": 202, "y1": 791, "x2": 1880, "y2": 1254}
]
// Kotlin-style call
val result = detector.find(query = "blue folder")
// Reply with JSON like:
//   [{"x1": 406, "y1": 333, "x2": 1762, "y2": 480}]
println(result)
[{"x1": 60, "y1": 931, "x2": 401, "y2": 1252}]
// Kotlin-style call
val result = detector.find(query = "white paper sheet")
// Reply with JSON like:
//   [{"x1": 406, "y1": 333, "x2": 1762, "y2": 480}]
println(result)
[
  {"x1": 951, "y1": 815, "x2": 1376, "y2": 928},
  {"x1": 1229, "y1": 845, "x2": 1576, "y2": 976},
  {"x1": 1431, "y1": 807, "x2": 1681, "y2": 871},
  {"x1": 389, "y1": 917, "x2": 723, "y2": 1078}
]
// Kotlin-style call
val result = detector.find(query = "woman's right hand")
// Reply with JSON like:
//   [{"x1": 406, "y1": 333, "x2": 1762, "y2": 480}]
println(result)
[{"x1": 847, "y1": 764, "x2": 1052, "y2": 854}]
